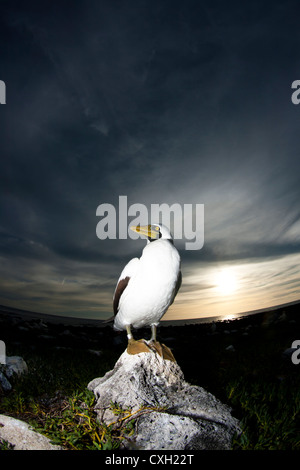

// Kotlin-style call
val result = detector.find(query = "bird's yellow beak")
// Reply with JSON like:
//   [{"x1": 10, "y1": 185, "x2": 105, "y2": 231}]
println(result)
[{"x1": 130, "y1": 224, "x2": 160, "y2": 240}]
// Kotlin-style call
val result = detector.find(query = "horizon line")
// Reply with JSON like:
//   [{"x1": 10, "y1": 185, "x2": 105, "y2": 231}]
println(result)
[{"x1": 0, "y1": 298, "x2": 299, "y2": 325}]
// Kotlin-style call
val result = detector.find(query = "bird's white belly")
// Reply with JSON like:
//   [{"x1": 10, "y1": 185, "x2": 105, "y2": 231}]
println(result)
[{"x1": 114, "y1": 241, "x2": 180, "y2": 330}]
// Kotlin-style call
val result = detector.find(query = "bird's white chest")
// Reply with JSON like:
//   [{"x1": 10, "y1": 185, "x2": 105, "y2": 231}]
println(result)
[
  {"x1": 137, "y1": 240, "x2": 179, "y2": 289},
  {"x1": 116, "y1": 240, "x2": 180, "y2": 328}
]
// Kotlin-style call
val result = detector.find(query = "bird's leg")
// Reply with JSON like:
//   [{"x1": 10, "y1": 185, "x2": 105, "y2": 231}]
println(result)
[
  {"x1": 149, "y1": 323, "x2": 157, "y2": 342},
  {"x1": 126, "y1": 324, "x2": 134, "y2": 343},
  {"x1": 147, "y1": 323, "x2": 161, "y2": 352},
  {"x1": 126, "y1": 323, "x2": 176, "y2": 362},
  {"x1": 126, "y1": 324, "x2": 152, "y2": 354},
  {"x1": 147, "y1": 323, "x2": 176, "y2": 362}
]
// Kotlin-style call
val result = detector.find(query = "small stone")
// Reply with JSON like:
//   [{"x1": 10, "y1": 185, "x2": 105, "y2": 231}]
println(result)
[
  {"x1": 0, "y1": 371, "x2": 12, "y2": 392},
  {"x1": 5, "y1": 356, "x2": 28, "y2": 378},
  {"x1": 88, "y1": 349, "x2": 102, "y2": 357}
]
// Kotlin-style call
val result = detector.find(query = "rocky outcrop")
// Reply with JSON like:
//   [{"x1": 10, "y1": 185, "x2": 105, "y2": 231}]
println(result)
[{"x1": 88, "y1": 348, "x2": 241, "y2": 450}]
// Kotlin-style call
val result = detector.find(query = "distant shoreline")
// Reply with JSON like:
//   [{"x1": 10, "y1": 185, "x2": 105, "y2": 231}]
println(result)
[
  {"x1": 0, "y1": 299, "x2": 299, "y2": 327},
  {"x1": 0, "y1": 304, "x2": 103, "y2": 327},
  {"x1": 162, "y1": 299, "x2": 300, "y2": 326}
]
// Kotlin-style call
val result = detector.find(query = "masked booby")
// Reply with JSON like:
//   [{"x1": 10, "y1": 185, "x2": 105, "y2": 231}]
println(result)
[{"x1": 113, "y1": 223, "x2": 181, "y2": 359}]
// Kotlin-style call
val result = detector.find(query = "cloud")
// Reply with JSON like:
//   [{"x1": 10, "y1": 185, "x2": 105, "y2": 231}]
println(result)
[{"x1": 0, "y1": 1, "x2": 299, "y2": 318}]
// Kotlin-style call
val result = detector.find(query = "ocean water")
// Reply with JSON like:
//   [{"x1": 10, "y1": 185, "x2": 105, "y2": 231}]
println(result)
[{"x1": 161, "y1": 299, "x2": 300, "y2": 327}]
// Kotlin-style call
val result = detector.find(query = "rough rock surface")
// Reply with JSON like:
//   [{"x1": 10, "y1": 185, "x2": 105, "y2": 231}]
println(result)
[
  {"x1": 0, "y1": 414, "x2": 63, "y2": 450},
  {"x1": 0, "y1": 372, "x2": 12, "y2": 392},
  {"x1": 0, "y1": 356, "x2": 28, "y2": 393},
  {"x1": 88, "y1": 348, "x2": 241, "y2": 450},
  {"x1": 4, "y1": 356, "x2": 28, "y2": 378}
]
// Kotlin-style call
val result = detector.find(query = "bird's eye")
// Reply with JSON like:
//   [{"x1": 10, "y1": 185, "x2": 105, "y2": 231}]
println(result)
[{"x1": 155, "y1": 226, "x2": 159, "y2": 231}]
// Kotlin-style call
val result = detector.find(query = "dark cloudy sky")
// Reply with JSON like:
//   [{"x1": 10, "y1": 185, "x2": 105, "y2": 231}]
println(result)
[{"x1": 1, "y1": 0, "x2": 300, "y2": 320}]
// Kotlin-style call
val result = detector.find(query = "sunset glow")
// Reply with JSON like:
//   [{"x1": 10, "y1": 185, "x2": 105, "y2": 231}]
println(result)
[{"x1": 215, "y1": 269, "x2": 238, "y2": 296}]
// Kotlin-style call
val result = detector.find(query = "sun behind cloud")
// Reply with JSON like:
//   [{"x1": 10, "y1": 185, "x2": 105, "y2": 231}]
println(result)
[{"x1": 215, "y1": 269, "x2": 238, "y2": 296}]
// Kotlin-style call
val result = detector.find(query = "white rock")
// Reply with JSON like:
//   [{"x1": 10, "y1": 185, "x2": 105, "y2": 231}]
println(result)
[{"x1": 0, "y1": 415, "x2": 63, "y2": 450}]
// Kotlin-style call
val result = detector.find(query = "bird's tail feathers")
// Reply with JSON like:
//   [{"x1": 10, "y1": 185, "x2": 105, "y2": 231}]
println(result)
[{"x1": 101, "y1": 315, "x2": 115, "y2": 324}]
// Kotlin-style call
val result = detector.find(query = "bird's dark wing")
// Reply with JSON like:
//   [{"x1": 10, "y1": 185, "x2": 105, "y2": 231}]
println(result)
[
  {"x1": 113, "y1": 276, "x2": 130, "y2": 316},
  {"x1": 113, "y1": 257, "x2": 140, "y2": 316}
]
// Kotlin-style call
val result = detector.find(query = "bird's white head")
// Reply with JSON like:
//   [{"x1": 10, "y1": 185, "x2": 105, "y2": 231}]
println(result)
[{"x1": 130, "y1": 223, "x2": 173, "y2": 242}]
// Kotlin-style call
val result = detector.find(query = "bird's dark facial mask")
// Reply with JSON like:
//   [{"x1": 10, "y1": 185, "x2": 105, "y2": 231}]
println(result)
[{"x1": 130, "y1": 224, "x2": 161, "y2": 240}]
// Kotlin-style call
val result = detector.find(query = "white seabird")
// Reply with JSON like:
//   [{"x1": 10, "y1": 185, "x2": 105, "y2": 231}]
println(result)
[{"x1": 113, "y1": 223, "x2": 181, "y2": 355}]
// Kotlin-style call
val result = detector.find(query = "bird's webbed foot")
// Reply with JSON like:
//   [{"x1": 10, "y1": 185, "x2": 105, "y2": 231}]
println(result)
[
  {"x1": 125, "y1": 324, "x2": 176, "y2": 362},
  {"x1": 126, "y1": 324, "x2": 151, "y2": 354},
  {"x1": 146, "y1": 340, "x2": 176, "y2": 362}
]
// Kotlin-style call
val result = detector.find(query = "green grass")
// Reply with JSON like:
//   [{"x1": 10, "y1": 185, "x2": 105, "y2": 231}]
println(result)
[
  {"x1": 227, "y1": 327, "x2": 300, "y2": 450},
  {"x1": 31, "y1": 390, "x2": 128, "y2": 450},
  {"x1": 0, "y1": 439, "x2": 14, "y2": 450},
  {"x1": 227, "y1": 378, "x2": 300, "y2": 449},
  {"x1": 168, "y1": 313, "x2": 300, "y2": 450},
  {"x1": 0, "y1": 346, "x2": 130, "y2": 450}
]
